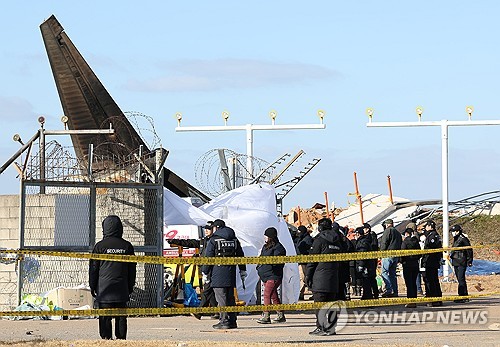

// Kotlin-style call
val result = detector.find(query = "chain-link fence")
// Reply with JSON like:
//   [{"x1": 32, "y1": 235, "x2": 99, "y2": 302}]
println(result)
[{"x1": 18, "y1": 147, "x2": 165, "y2": 308}]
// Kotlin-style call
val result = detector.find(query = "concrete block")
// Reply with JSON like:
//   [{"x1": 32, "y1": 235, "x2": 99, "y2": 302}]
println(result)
[
  {"x1": 1, "y1": 240, "x2": 19, "y2": 249},
  {"x1": 0, "y1": 217, "x2": 18, "y2": 229},
  {"x1": 0, "y1": 207, "x2": 9, "y2": 219},
  {"x1": 0, "y1": 229, "x2": 9, "y2": 240},
  {"x1": 0, "y1": 195, "x2": 20, "y2": 207},
  {"x1": 0, "y1": 273, "x2": 10, "y2": 283},
  {"x1": 0, "y1": 292, "x2": 18, "y2": 311},
  {"x1": 9, "y1": 229, "x2": 19, "y2": 240},
  {"x1": 39, "y1": 194, "x2": 56, "y2": 207},
  {"x1": 9, "y1": 206, "x2": 20, "y2": 218}
]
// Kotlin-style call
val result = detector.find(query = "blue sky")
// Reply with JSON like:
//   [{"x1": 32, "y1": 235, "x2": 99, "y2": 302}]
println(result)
[{"x1": 1, "y1": 1, "x2": 499, "y2": 213}]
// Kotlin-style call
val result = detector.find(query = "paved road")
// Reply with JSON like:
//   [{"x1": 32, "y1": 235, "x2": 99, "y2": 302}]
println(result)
[{"x1": 1, "y1": 296, "x2": 499, "y2": 346}]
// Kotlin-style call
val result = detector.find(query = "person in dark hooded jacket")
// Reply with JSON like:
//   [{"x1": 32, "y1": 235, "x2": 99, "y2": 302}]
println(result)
[
  {"x1": 306, "y1": 218, "x2": 342, "y2": 336},
  {"x1": 89, "y1": 215, "x2": 136, "y2": 340},
  {"x1": 202, "y1": 219, "x2": 246, "y2": 330},
  {"x1": 256, "y1": 227, "x2": 287, "y2": 324}
]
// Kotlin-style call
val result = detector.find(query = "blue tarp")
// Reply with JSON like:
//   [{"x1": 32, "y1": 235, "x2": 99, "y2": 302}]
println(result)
[
  {"x1": 439, "y1": 259, "x2": 500, "y2": 276},
  {"x1": 465, "y1": 259, "x2": 500, "y2": 275}
]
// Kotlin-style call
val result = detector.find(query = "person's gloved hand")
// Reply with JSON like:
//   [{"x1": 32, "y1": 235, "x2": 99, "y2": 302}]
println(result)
[
  {"x1": 240, "y1": 270, "x2": 247, "y2": 281},
  {"x1": 202, "y1": 273, "x2": 210, "y2": 284}
]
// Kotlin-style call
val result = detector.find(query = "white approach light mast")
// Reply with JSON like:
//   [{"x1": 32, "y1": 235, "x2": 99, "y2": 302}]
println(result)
[
  {"x1": 366, "y1": 106, "x2": 500, "y2": 278},
  {"x1": 175, "y1": 110, "x2": 326, "y2": 180}
]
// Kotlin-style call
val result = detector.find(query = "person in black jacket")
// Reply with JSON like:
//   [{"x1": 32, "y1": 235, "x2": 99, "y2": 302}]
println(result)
[
  {"x1": 450, "y1": 224, "x2": 473, "y2": 302},
  {"x1": 256, "y1": 227, "x2": 287, "y2": 324},
  {"x1": 168, "y1": 223, "x2": 218, "y2": 319},
  {"x1": 421, "y1": 220, "x2": 443, "y2": 306},
  {"x1": 306, "y1": 218, "x2": 342, "y2": 336},
  {"x1": 363, "y1": 223, "x2": 379, "y2": 299},
  {"x1": 202, "y1": 219, "x2": 246, "y2": 329},
  {"x1": 89, "y1": 215, "x2": 136, "y2": 340},
  {"x1": 380, "y1": 219, "x2": 402, "y2": 297},
  {"x1": 400, "y1": 228, "x2": 421, "y2": 308},
  {"x1": 294, "y1": 225, "x2": 313, "y2": 300},
  {"x1": 354, "y1": 227, "x2": 377, "y2": 299}
]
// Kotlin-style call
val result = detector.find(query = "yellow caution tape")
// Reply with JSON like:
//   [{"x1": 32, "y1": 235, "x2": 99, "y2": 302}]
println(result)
[
  {"x1": 0, "y1": 291, "x2": 498, "y2": 317},
  {"x1": 0, "y1": 244, "x2": 498, "y2": 265}
]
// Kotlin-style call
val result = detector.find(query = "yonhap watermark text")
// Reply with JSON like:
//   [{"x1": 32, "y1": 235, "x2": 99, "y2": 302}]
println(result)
[{"x1": 351, "y1": 309, "x2": 488, "y2": 325}]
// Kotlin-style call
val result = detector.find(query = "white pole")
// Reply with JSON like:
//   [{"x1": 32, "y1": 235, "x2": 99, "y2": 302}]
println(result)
[
  {"x1": 441, "y1": 121, "x2": 450, "y2": 278},
  {"x1": 367, "y1": 116, "x2": 500, "y2": 281},
  {"x1": 246, "y1": 124, "x2": 253, "y2": 179}
]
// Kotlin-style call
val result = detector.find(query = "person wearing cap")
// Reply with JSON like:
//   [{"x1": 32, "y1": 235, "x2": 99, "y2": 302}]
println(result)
[
  {"x1": 421, "y1": 220, "x2": 443, "y2": 306},
  {"x1": 450, "y1": 224, "x2": 473, "y2": 302},
  {"x1": 202, "y1": 219, "x2": 246, "y2": 329},
  {"x1": 306, "y1": 218, "x2": 343, "y2": 336},
  {"x1": 256, "y1": 227, "x2": 287, "y2": 324},
  {"x1": 89, "y1": 215, "x2": 136, "y2": 340},
  {"x1": 379, "y1": 219, "x2": 402, "y2": 297},
  {"x1": 294, "y1": 225, "x2": 313, "y2": 300},
  {"x1": 167, "y1": 221, "x2": 218, "y2": 319},
  {"x1": 400, "y1": 228, "x2": 421, "y2": 308}
]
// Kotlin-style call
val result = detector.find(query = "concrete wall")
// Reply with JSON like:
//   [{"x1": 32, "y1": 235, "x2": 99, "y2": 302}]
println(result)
[
  {"x1": 0, "y1": 189, "x2": 161, "y2": 311},
  {"x1": 0, "y1": 195, "x2": 20, "y2": 310}
]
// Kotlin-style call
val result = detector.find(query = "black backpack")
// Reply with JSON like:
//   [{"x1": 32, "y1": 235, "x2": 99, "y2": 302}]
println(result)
[{"x1": 214, "y1": 238, "x2": 237, "y2": 257}]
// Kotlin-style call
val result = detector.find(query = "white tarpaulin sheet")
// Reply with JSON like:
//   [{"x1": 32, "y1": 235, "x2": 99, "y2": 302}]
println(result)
[{"x1": 163, "y1": 183, "x2": 300, "y2": 305}]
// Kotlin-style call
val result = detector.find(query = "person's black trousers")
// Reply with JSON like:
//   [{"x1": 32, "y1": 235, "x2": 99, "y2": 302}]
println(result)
[
  {"x1": 98, "y1": 302, "x2": 128, "y2": 340},
  {"x1": 213, "y1": 287, "x2": 237, "y2": 324},
  {"x1": 313, "y1": 291, "x2": 337, "y2": 328},
  {"x1": 425, "y1": 267, "x2": 442, "y2": 298},
  {"x1": 199, "y1": 282, "x2": 217, "y2": 307},
  {"x1": 403, "y1": 266, "x2": 419, "y2": 298},
  {"x1": 454, "y1": 265, "x2": 468, "y2": 296},
  {"x1": 360, "y1": 275, "x2": 373, "y2": 299}
]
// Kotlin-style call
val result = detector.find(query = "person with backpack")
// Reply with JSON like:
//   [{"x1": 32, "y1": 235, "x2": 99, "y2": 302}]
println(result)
[
  {"x1": 202, "y1": 219, "x2": 246, "y2": 329},
  {"x1": 89, "y1": 215, "x2": 136, "y2": 340},
  {"x1": 450, "y1": 224, "x2": 473, "y2": 302},
  {"x1": 256, "y1": 227, "x2": 287, "y2": 324}
]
